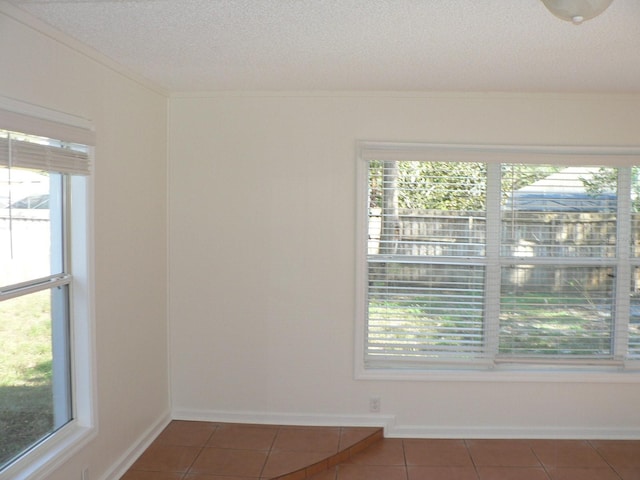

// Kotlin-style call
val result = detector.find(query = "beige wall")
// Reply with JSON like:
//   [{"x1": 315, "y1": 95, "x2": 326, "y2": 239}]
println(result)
[
  {"x1": 0, "y1": 4, "x2": 169, "y2": 479},
  {"x1": 168, "y1": 92, "x2": 640, "y2": 438}
]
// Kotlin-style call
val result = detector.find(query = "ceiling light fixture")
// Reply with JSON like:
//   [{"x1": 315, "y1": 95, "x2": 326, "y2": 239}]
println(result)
[{"x1": 541, "y1": 0, "x2": 614, "y2": 24}]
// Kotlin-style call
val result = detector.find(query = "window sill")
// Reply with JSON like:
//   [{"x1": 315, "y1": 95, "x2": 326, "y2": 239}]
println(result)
[
  {"x1": 356, "y1": 363, "x2": 640, "y2": 383},
  {"x1": 0, "y1": 421, "x2": 97, "y2": 480}
]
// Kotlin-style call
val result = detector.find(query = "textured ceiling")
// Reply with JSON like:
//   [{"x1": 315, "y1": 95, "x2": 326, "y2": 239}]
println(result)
[{"x1": 7, "y1": 0, "x2": 640, "y2": 93}]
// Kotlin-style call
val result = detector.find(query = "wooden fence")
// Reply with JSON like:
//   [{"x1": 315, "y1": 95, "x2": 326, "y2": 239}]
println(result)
[{"x1": 368, "y1": 209, "x2": 635, "y2": 293}]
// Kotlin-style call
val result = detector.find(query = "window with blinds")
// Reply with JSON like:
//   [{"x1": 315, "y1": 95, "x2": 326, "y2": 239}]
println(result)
[
  {"x1": 358, "y1": 142, "x2": 640, "y2": 372},
  {"x1": 0, "y1": 123, "x2": 92, "y2": 474}
]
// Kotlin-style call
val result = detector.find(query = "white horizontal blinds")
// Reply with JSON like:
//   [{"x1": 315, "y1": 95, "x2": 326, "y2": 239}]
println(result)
[
  {"x1": 365, "y1": 159, "x2": 488, "y2": 365},
  {"x1": 0, "y1": 131, "x2": 90, "y2": 176},
  {"x1": 0, "y1": 101, "x2": 93, "y2": 176},
  {"x1": 361, "y1": 143, "x2": 640, "y2": 370},
  {"x1": 631, "y1": 167, "x2": 640, "y2": 254},
  {"x1": 369, "y1": 160, "x2": 487, "y2": 257},
  {"x1": 629, "y1": 267, "x2": 640, "y2": 357},
  {"x1": 499, "y1": 164, "x2": 617, "y2": 359},
  {"x1": 501, "y1": 165, "x2": 617, "y2": 258},
  {"x1": 499, "y1": 266, "x2": 615, "y2": 357},
  {"x1": 627, "y1": 266, "x2": 640, "y2": 359},
  {"x1": 367, "y1": 263, "x2": 486, "y2": 361},
  {"x1": 628, "y1": 168, "x2": 640, "y2": 357}
]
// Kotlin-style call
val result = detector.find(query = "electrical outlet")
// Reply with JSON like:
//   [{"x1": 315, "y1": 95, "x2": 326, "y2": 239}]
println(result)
[{"x1": 369, "y1": 396, "x2": 381, "y2": 413}]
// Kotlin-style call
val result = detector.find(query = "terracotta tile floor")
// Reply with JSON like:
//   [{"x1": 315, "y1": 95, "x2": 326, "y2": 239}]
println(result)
[{"x1": 121, "y1": 421, "x2": 640, "y2": 480}]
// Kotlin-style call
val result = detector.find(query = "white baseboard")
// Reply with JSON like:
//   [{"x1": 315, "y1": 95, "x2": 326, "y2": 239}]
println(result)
[
  {"x1": 101, "y1": 410, "x2": 172, "y2": 480},
  {"x1": 386, "y1": 424, "x2": 640, "y2": 440},
  {"x1": 172, "y1": 408, "x2": 395, "y2": 434},
  {"x1": 173, "y1": 408, "x2": 640, "y2": 440}
]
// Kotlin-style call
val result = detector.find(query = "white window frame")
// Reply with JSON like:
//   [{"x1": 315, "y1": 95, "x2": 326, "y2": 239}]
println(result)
[
  {"x1": 0, "y1": 97, "x2": 96, "y2": 480},
  {"x1": 355, "y1": 141, "x2": 640, "y2": 383}
]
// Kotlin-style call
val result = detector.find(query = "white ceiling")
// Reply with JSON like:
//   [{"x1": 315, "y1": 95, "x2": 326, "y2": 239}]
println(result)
[{"x1": 7, "y1": 0, "x2": 640, "y2": 93}]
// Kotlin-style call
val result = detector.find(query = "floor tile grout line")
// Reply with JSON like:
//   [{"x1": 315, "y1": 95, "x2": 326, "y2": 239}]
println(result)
[
  {"x1": 587, "y1": 440, "x2": 625, "y2": 480},
  {"x1": 528, "y1": 441, "x2": 553, "y2": 480},
  {"x1": 463, "y1": 439, "x2": 481, "y2": 480},
  {"x1": 400, "y1": 439, "x2": 410, "y2": 480},
  {"x1": 259, "y1": 424, "x2": 283, "y2": 479},
  {"x1": 532, "y1": 439, "x2": 624, "y2": 480},
  {"x1": 327, "y1": 427, "x2": 345, "y2": 480},
  {"x1": 605, "y1": 460, "x2": 627, "y2": 480},
  {"x1": 183, "y1": 421, "x2": 221, "y2": 477}
]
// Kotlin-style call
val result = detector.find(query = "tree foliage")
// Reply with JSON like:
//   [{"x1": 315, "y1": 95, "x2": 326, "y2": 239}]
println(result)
[
  {"x1": 369, "y1": 160, "x2": 561, "y2": 211},
  {"x1": 581, "y1": 166, "x2": 640, "y2": 211}
]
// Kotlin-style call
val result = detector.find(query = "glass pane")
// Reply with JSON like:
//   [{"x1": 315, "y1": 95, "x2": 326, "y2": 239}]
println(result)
[
  {"x1": 500, "y1": 266, "x2": 614, "y2": 357},
  {"x1": 0, "y1": 288, "x2": 72, "y2": 469},
  {"x1": 0, "y1": 167, "x2": 63, "y2": 288},
  {"x1": 367, "y1": 262, "x2": 486, "y2": 359},
  {"x1": 368, "y1": 160, "x2": 486, "y2": 257},
  {"x1": 501, "y1": 165, "x2": 617, "y2": 258}
]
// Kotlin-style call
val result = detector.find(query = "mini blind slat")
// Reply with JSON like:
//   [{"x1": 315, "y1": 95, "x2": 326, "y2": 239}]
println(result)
[{"x1": 0, "y1": 135, "x2": 90, "y2": 176}]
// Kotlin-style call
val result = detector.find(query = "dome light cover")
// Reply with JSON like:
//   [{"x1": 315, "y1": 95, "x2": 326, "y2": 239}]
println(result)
[{"x1": 541, "y1": 0, "x2": 614, "y2": 24}]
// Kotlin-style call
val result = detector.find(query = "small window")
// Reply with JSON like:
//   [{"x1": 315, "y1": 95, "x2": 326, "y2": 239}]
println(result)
[
  {"x1": 0, "y1": 122, "x2": 94, "y2": 477},
  {"x1": 357, "y1": 142, "x2": 640, "y2": 375}
]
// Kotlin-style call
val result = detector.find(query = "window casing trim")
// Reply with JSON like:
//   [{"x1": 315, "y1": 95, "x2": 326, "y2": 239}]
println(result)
[
  {"x1": 355, "y1": 141, "x2": 640, "y2": 381},
  {"x1": 358, "y1": 141, "x2": 640, "y2": 166},
  {"x1": 356, "y1": 362, "x2": 640, "y2": 383},
  {"x1": 0, "y1": 100, "x2": 96, "y2": 479}
]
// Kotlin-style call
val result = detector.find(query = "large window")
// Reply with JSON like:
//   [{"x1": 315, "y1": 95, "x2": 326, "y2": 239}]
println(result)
[
  {"x1": 0, "y1": 101, "x2": 94, "y2": 479},
  {"x1": 357, "y1": 142, "x2": 640, "y2": 376}
]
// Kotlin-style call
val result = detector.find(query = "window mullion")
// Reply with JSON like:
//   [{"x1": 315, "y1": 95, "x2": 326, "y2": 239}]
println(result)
[
  {"x1": 484, "y1": 163, "x2": 502, "y2": 361},
  {"x1": 614, "y1": 167, "x2": 631, "y2": 359}
]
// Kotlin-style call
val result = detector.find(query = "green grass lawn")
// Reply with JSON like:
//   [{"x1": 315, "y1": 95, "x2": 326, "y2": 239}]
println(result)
[
  {"x1": 369, "y1": 291, "x2": 614, "y2": 357},
  {"x1": 0, "y1": 291, "x2": 54, "y2": 468}
]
